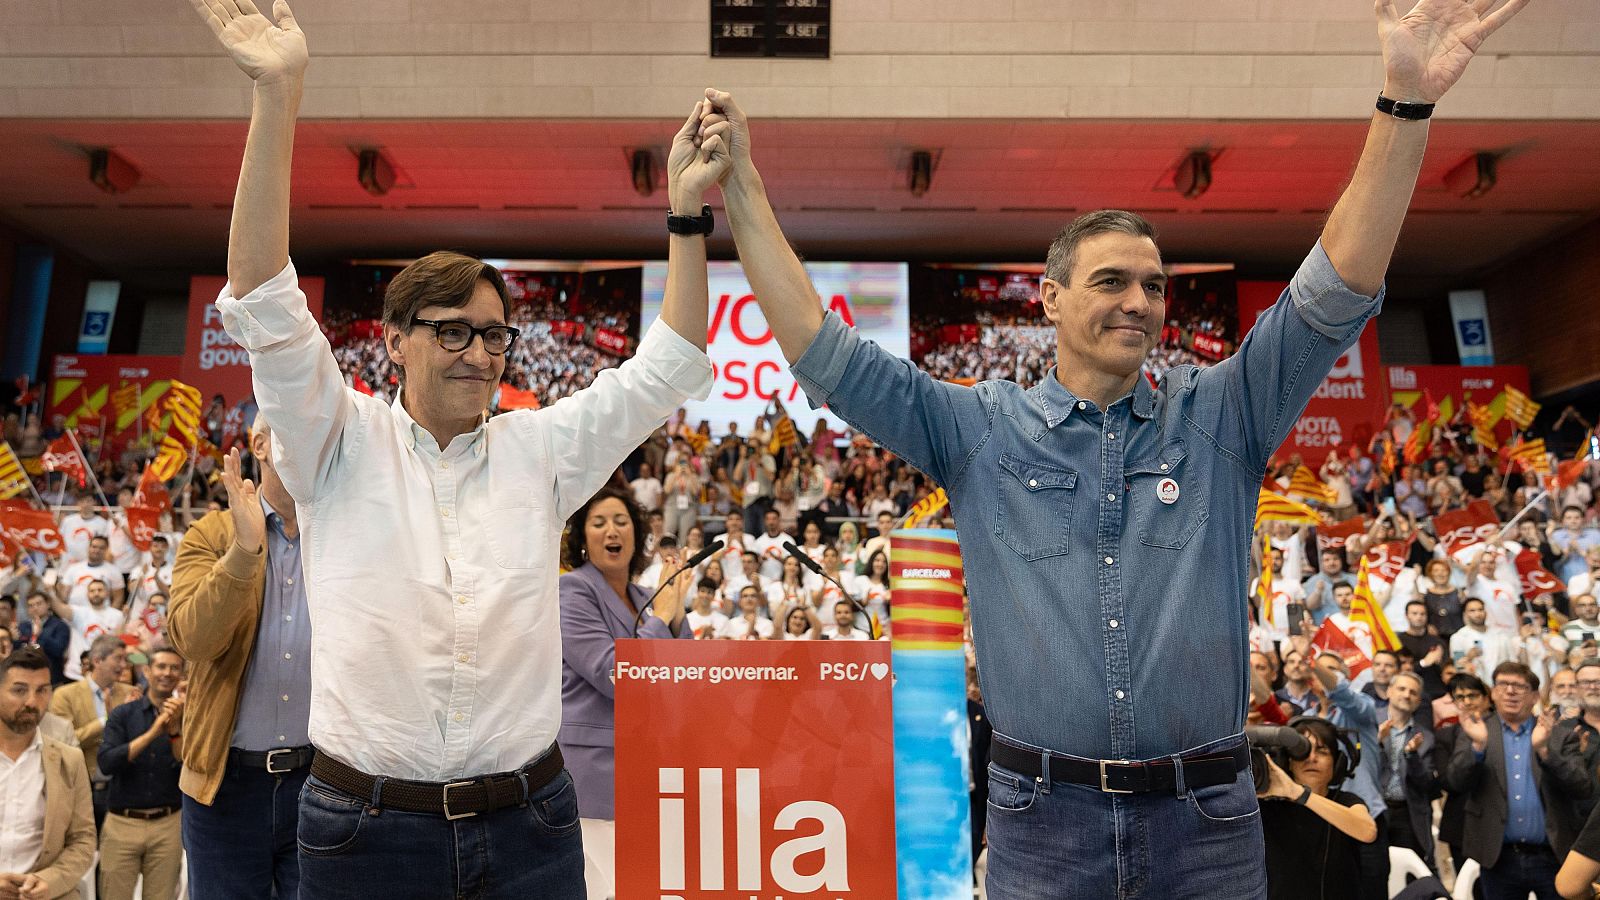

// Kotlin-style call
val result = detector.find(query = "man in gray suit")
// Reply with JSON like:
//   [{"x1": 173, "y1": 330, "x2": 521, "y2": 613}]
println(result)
[{"x1": 1445, "y1": 661, "x2": 1593, "y2": 900}]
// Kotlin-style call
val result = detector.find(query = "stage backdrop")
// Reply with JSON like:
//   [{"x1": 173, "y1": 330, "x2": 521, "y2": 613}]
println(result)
[
  {"x1": 614, "y1": 639, "x2": 896, "y2": 899},
  {"x1": 184, "y1": 275, "x2": 325, "y2": 408},
  {"x1": 640, "y1": 262, "x2": 909, "y2": 435},
  {"x1": 1386, "y1": 364, "x2": 1530, "y2": 415},
  {"x1": 50, "y1": 355, "x2": 182, "y2": 453},
  {"x1": 1238, "y1": 280, "x2": 1388, "y2": 459}
]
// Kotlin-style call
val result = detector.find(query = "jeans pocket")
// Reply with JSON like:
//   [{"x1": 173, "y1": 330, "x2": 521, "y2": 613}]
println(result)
[
  {"x1": 529, "y1": 770, "x2": 581, "y2": 836},
  {"x1": 994, "y1": 454, "x2": 1077, "y2": 561},
  {"x1": 297, "y1": 778, "x2": 368, "y2": 858},
  {"x1": 1187, "y1": 777, "x2": 1260, "y2": 825},
  {"x1": 986, "y1": 763, "x2": 1039, "y2": 815}
]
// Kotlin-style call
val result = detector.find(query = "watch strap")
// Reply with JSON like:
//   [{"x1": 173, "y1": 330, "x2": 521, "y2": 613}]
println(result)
[
  {"x1": 667, "y1": 204, "x2": 714, "y2": 236},
  {"x1": 1377, "y1": 94, "x2": 1435, "y2": 121}
]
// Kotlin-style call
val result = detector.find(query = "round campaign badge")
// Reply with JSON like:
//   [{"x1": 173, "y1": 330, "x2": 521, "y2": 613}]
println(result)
[{"x1": 1156, "y1": 477, "x2": 1180, "y2": 505}]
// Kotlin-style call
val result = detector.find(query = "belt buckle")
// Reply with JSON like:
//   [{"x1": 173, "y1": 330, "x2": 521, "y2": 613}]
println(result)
[
  {"x1": 1099, "y1": 759, "x2": 1133, "y2": 794},
  {"x1": 442, "y1": 781, "x2": 478, "y2": 820},
  {"x1": 265, "y1": 749, "x2": 295, "y2": 775}
]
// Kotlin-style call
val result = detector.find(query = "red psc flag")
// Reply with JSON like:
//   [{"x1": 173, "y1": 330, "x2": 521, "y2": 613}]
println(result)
[
  {"x1": 0, "y1": 507, "x2": 66, "y2": 557},
  {"x1": 41, "y1": 436, "x2": 87, "y2": 487},
  {"x1": 1364, "y1": 539, "x2": 1411, "y2": 583},
  {"x1": 1312, "y1": 618, "x2": 1371, "y2": 679},
  {"x1": 1433, "y1": 500, "x2": 1500, "y2": 557},
  {"x1": 124, "y1": 507, "x2": 162, "y2": 552},
  {"x1": 1316, "y1": 517, "x2": 1368, "y2": 552},
  {"x1": 1514, "y1": 548, "x2": 1565, "y2": 599}
]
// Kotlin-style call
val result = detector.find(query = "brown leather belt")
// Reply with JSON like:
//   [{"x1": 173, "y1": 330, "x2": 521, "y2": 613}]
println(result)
[
  {"x1": 309, "y1": 745, "x2": 564, "y2": 820},
  {"x1": 990, "y1": 736, "x2": 1248, "y2": 794},
  {"x1": 111, "y1": 806, "x2": 180, "y2": 820}
]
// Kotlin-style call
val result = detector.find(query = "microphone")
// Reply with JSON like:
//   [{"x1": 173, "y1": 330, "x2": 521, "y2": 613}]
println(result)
[
  {"x1": 782, "y1": 540, "x2": 870, "y2": 626},
  {"x1": 633, "y1": 536, "x2": 725, "y2": 636}
]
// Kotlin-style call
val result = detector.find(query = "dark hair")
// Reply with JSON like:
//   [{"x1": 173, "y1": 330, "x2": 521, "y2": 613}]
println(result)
[
  {"x1": 89, "y1": 535, "x2": 109, "y2": 547},
  {"x1": 1288, "y1": 717, "x2": 1347, "y2": 784},
  {"x1": 1043, "y1": 210, "x2": 1158, "y2": 285},
  {"x1": 0, "y1": 646, "x2": 51, "y2": 683},
  {"x1": 382, "y1": 251, "x2": 511, "y2": 332},
  {"x1": 1372, "y1": 649, "x2": 1399, "y2": 664},
  {"x1": 1405, "y1": 600, "x2": 1428, "y2": 612},
  {"x1": 147, "y1": 643, "x2": 183, "y2": 666},
  {"x1": 1492, "y1": 660, "x2": 1539, "y2": 691},
  {"x1": 1448, "y1": 672, "x2": 1489, "y2": 696},
  {"x1": 742, "y1": 550, "x2": 759, "y2": 563},
  {"x1": 0, "y1": 596, "x2": 13, "y2": 610},
  {"x1": 1321, "y1": 547, "x2": 1343, "y2": 558},
  {"x1": 24, "y1": 591, "x2": 49, "y2": 608},
  {"x1": 1462, "y1": 596, "x2": 1485, "y2": 610},
  {"x1": 696, "y1": 577, "x2": 717, "y2": 592},
  {"x1": 561, "y1": 487, "x2": 648, "y2": 577}
]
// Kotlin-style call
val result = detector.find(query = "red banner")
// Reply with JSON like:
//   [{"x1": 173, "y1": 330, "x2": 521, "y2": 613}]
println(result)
[
  {"x1": 125, "y1": 507, "x2": 161, "y2": 552},
  {"x1": 1191, "y1": 332, "x2": 1227, "y2": 360},
  {"x1": 593, "y1": 327, "x2": 629, "y2": 356},
  {"x1": 1386, "y1": 364, "x2": 1531, "y2": 423},
  {"x1": 50, "y1": 355, "x2": 184, "y2": 456},
  {"x1": 183, "y1": 274, "x2": 324, "y2": 408},
  {"x1": 1364, "y1": 539, "x2": 1411, "y2": 582},
  {"x1": 1238, "y1": 280, "x2": 1388, "y2": 457},
  {"x1": 614, "y1": 640, "x2": 896, "y2": 899},
  {"x1": 0, "y1": 507, "x2": 66, "y2": 557},
  {"x1": 548, "y1": 320, "x2": 584, "y2": 339},
  {"x1": 1434, "y1": 500, "x2": 1501, "y2": 558},
  {"x1": 1317, "y1": 516, "x2": 1368, "y2": 552},
  {"x1": 41, "y1": 436, "x2": 88, "y2": 487},
  {"x1": 1312, "y1": 618, "x2": 1371, "y2": 679},
  {"x1": 1514, "y1": 548, "x2": 1565, "y2": 598}
]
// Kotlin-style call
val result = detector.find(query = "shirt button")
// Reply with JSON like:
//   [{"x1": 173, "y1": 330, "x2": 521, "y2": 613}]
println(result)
[
  {"x1": 440, "y1": 507, "x2": 451, "y2": 518},
  {"x1": 285, "y1": 577, "x2": 294, "y2": 586},
  {"x1": 284, "y1": 652, "x2": 292, "y2": 660},
  {"x1": 1104, "y1": 556, "x2": 1114, "y2": 565},
  {"x1": 1107, "y1": 493, "x2": 1117, "y2": 502},
  {"x1": 278, "y1": 735, "x2": 286, "y2": 742},
  {"x1": 284, "y1": 615, "x2": 292, "y2": 622},
  {"x1": 456, "y1": 595, "x2": 467, "y2": 605},
  {"x1": 1029, "y1": 479, "x2": 1038, "y2": 488},
  {"x1": 458, "y1": 654, "x2": 469, "y2": 663},
  {"x1": 1159, "y1": 463, "x2": 1169, "y2": 471},
  {"x1": 1115, "y1": 690, "x2": 1125, "y2": 700},
  {"x1": 453, "y1": 712, "x2": 464, "y2": 723},
  {"x1": 1107, "y1": 433, "x2": 1116, "y2": 440},
  {"x1": 1077, "y1": 401, "x2": 1087, "y2": 410},
  {"x1": 441, "y1": 462, "x2": 450, "y2": 470},
  {"x1": 1109, "y1": 619, "x2": 1119, "y2": 629}
]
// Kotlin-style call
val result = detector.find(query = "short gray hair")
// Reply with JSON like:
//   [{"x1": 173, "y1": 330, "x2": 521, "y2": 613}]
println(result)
[
  {"x1": 88, "y1": 634, "x2": 125, "y2": 665},
  {"x1": 1043, "y1": 209, "x2": 1158, "y2": 285},
  {"x1": 1391, "y1": 671, "x2": 1425, "y2": 692}
]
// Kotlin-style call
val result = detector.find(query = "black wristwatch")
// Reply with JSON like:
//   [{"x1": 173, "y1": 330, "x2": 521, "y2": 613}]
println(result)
[
  {"x1": 1376, "y1": 94, "x2": 1435, "y2": 121},
  {"x1": 1294, "y1": 785, "x2": 1312, "y2": 806},
  {"x1": 667, "y1": 204, "x2": 714, "y2": 236}
]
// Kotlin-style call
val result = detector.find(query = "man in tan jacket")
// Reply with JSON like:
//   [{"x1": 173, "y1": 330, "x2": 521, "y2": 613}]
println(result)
[
  {"x1": 169, "y1": 422, "x2": 310, "y2": 900},
  {"x1": 45, "y1": 634, "x2": 139, "y2": 828},
  {"x1": 0, "y1": 647, "x2": 96, "y2": 899}
]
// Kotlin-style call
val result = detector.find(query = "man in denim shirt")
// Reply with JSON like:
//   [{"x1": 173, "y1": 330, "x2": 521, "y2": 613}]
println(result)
[{"x1": 700, "y1": 1, "x2": 1524, "y2": 894}]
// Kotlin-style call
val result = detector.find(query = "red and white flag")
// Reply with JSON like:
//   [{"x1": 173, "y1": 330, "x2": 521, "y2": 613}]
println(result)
[
  {"x1": 41, "y1": 435, "x2": 89, "y2": 487},
  {"x1": 1433, "y1": 500, "x2": 1500, "y2": 558},
  {"x1": 1363, "y1": 539, "x2": 1411, "y2": 583},
  {"x1": 1316, "y1": 516, "x2": 1368, "y2": 552},
  {"x1": 1311, "y1": 618, "x2": 1371, "y2": 679},
  {"x1": 1514, "y1": 548, "x2": 1565, "y2": 599},
  {"x1": 124, "y1": 507, "x2": 161, "y2": 552},
  {"x1": 0, "y1": 506, "x2": 66, "y2": 557}
]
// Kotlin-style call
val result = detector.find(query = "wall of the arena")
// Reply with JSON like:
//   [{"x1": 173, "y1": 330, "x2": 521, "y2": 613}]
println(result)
[
  {"x1": 0, "y1": 0, "x2": 1595, "y2": 120},
  {"x1": 1481, "y1": 216, "x2": 1600, "y2": 399}
]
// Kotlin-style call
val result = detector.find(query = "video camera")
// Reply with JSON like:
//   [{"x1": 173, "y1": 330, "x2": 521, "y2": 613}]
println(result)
[{"x1": 1246, "y1": 724, "x2": 1311, "y2": 793}]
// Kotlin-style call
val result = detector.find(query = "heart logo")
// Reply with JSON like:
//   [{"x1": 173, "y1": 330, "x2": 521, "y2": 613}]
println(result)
[{"x1": 870, "y1": 663, "x2": 889, "y2": 681}]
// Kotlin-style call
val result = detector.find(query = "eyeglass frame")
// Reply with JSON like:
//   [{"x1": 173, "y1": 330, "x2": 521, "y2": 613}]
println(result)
[
  {"x1": 410, "y1": 317, "x2": 521, "y2": 355},
  {"x1": 1492, "y1": 680, "x2": 1533, "y2": 694}
]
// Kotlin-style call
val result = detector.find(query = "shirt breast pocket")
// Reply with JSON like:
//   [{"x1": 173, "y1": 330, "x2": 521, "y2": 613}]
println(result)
[
  {"x1": 994, "y1": 454, "x2": 1077, "y2": 561},
  {"x1": 485, "y1": 504, "x2": 546, "y2": 570},
  {"x1": 1125, "y1": 441, "x2": 1208, "y2": 550}
]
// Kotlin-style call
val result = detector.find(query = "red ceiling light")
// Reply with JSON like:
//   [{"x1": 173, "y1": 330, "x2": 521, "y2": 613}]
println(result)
[
  {"x1": 1444, "y1": 152, "x2": 1497, "y2": 199},
  {"x1": 907, "y1": 150, "x2": 934, "y2": 197},
  {"x1": 630, "y1": 149, "x2": 657, "y2": 197},
  {"x1": 357, "y1": 149, "x2": 396, "y2": 197},
  {"x1": 1174, "y1": 150, "x2": 1212, "y2": 200}
]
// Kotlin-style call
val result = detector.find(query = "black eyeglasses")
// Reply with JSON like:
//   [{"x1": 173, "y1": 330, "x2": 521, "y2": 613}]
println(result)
[{"x1": 411, "y1": 318, "x2": 520, "y2": 355}]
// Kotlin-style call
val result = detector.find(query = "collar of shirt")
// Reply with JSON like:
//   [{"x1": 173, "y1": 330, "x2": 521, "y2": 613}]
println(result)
[
  {"x1": 1502, "y1": 716, "x2": 1535, "y2": 738},
  {"x1": 0, "y1": 730, "x2": 44, "y2": 769},
  {"x1": 257, "y1": 495, "x2": 297, "y2": 542},
  {"x1": 1027, "y1": 366, "x2": 1157, "y2": 429},
  {"x1": 391, "y1": 395, "x2": 488, "y2": 459}
]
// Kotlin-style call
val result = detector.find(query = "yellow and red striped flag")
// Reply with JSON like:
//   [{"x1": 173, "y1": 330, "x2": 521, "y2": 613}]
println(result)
[
  {"x1": 767, "y1": 414, "x2": 799, "y2": 455},
  {"x1": 1506, "y1": 437, "x2": 1550, "y2": 475},
  {"x1": 900, "y1": 488, "x2": 950, "y2": 530},
  {"x1": 163, "y1": 379, "x2": 204, "y2": 446},
  {"x1": 1257, "y1": 532, "x2": 1274, "y2": 624},
  {"x1": 0, "y1": 442, "x2": 29, "y2": 500},
  {"x1": 149, "y1": 433, "x2": 188, "y2": 481},
  {"x1": 1501, "y1": 385, "x2": 1540, "y2": 430},
  {"x1": 1350, "y1": 557, "x2": 1400, "y2": 652},
  {"x1": 1467, "y1": 401, "x2": 1498, "y2": 450},
  {"x1": 1255, "y1": 490, "x2": 1324, "y2": 529},
  {"x1": 1287, "y1": 465, "x2": 1336, "y2": 505}
]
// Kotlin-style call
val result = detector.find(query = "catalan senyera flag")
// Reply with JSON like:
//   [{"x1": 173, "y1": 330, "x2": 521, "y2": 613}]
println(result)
[
  {"x1": 900, "y1": 488, "x2": 950, "y2": 530},
  {"x1": 0, "y1": 442, "x2": 29, "y2": 500},
  {"x1": 1287, "y1": 465, "x2": 1337, "y2": 506},
  {"x1": 163, "y1": 379, "x2": 204, "y2": 446},
  {"x1": 1255, "y1": 490, "x2": 1324, "y2": 529},
  {"x1": 1380, "y1": 435, "x2": 1398, "y2": 476},
  {"x1": 1467, "y1": 400, "x2": 1499, "y2": 450},
  {"x1": 1257, "y1": 532, "x2": 1274, "y2": 625},
  {"x1": 1502, "y1": 385, "x2": 1541, "y2": 430},
  {"x1": 888, "y1": 530, "x2": 964, "y2": 650},
  {"x1": 679, "y1": 427, "x2": 709, "y2": 455},
  {"x1": 1350, "y1": 557, "x2": 1400, "y2": 653},
  {"x1": 111, "y1": 382, "x2": 141, "y2": 418},
  {"x1": 767, "y1": 414, "x2": 799, "y2": 455},
  {"x1": 1506, "y1": 437, "x2": 1551, "y2": 475},
  {"x1": 149, "y1": 434, "x2": 188, "y2": 482}
]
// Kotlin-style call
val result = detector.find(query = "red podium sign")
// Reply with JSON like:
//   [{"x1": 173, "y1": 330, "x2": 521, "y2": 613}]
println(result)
[{"x1": 614, "y1": 640, "x2": 896, "y2": 900}]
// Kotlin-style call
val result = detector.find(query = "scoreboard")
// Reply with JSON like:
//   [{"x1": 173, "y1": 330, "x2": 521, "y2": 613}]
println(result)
[{"x1": 710, "y1": 0, "x2": 830, "y2": 58}]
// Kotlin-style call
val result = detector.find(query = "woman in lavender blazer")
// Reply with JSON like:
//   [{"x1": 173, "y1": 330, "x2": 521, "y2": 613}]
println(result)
[{"x1": 560, "y1": 486, "x2": 692, "y2": 900}]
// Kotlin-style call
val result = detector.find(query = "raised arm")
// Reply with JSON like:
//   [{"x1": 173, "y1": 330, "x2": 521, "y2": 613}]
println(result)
[{"x1": 1322, "y1": 0, "x2": 1526, "y2": 296}]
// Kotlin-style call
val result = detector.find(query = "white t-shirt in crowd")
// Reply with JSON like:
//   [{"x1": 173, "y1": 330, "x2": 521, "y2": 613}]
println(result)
[
  {"x1": 1251, "y1": 576, "x2": 1307, "y2": 642},
  {"x1": 750, "y1": 532, "x2": 794, "y2": 582},
  {"x1": 63, "y1": 604, "x2": 125, "y2": 681},
  {"x1": 57, "y1": 514, "x2": 109, "y2": 565},
  {"x1": 717, "y1": 616, "x2": 774, "y2": 640},
  {"x1": 60, "y1": 561, "x2": 125, "y2": 609},
  {"x1": 822, "y1": 626, "x2": 871, "y2": 641},
  {"x1": 718, "y1": 534, "x2": 757, "y2": 582},
  {"x1": 1448, "y1": 626, "x2": 1513, "y2": 683},
  {"x1": 630, "y1": 476, "x2": 663, "y2": 512},
  {"x1": 1469, "y1": 576, "x2": 1521, "y2": 634},
  {"x1": 686, "y1": 610, "x2": 729, "y2": 639},
  {"x1": 764, "y1": 583, "x2": 807, "y2": 619}
]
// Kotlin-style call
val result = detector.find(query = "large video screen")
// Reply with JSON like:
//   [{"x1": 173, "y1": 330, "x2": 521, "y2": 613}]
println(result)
[{"x1": 640, "y1": 261, "x2": 910, "y2": 435}]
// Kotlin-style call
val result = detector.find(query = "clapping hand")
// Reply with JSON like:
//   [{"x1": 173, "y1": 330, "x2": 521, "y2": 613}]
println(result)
[{"x1": 1460, "y1": 709, "x2": 1490, "y2": 751}]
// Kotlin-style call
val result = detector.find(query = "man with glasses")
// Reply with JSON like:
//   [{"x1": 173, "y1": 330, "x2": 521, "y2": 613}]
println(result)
[
  {"x1": 1548, "y1": 660, "x2": 1600, "y2": 830},
  {"x1": 1435, "y1": 673, "x2": 1490, "y2": 877},
  {"x1": 185, "y1": 1, "x2": 727, "y2": 895},
  {"x1": 1445, "y1": 662, "x2": 1591, "y2": 899}
]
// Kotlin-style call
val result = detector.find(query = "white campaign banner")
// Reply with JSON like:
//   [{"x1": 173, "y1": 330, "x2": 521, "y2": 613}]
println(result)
[{"x1": 641, "y1": 261, "x2": 909, "y2": 435}]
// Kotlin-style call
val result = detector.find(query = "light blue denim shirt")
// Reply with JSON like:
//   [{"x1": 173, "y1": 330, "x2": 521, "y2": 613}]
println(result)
[{"x1": 792, "y1": 242, "x2": 1382, "y2": 761}]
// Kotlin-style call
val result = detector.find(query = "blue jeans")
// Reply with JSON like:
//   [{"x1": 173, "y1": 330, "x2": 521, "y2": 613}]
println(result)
[
  {"x1": 984, "y1": 733, "x2": 1266, "y2": 900},
  {"x1": 182, "y1": 760, "x2": 308, "y2": 900},
  {"x1": 1479, "y1": 845, "x2": 1559, "y2": 900},
  {"x1": 296, "y1": 768, "x2": 585, "y2": 900}
]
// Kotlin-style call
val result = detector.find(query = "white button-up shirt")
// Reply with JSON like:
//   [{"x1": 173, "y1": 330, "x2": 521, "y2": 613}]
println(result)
[
  {"x1": 218, "y1": 262, "x2": 712, "y2": 780},
  {"x1": 0, "y1": 732, "x2": 45, "y2": 875}
]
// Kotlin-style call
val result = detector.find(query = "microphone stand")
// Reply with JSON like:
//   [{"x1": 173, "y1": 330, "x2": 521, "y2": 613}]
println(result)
[
  {"x1": 632, "y1": 537, "x2": 725, "y2": 637},
  {"x1": 783, "y1": 540, "x2": 874, "y2": 638}
]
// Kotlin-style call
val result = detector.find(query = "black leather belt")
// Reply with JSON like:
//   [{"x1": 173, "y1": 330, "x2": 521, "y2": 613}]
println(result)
[
  {"x1": 231, "y1": 746, "x2": 315, "y2": 774},
  {"x1": 310, "y1": 745, "x2": 564, "y2": 820},
  {"x1": 990, "y1": 736, "x2": 1248, "y2": 794},
  {"x1": 112, "y1": 806, "x2": 180, "y2": 820}
]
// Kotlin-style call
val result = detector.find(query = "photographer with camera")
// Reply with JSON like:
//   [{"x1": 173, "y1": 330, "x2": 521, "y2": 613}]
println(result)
[{"x1": 1257, "y1": 717, "x2": 1377, "y2": 900}]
